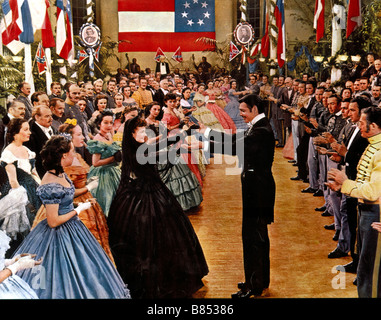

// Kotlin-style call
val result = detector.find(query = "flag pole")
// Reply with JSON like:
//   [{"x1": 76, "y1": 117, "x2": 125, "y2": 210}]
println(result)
[
  {"x1": 45, "y1": 47, "x2": 52, "y2": 95},
  {"x1": 24, "y1": 44, "x2": 35, "y2": 94},
  {"x1": 269, "y1": 0, "x2": 277, "y2": 76}
]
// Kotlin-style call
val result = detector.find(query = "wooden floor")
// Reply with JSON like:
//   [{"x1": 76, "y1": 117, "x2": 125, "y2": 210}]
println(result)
[{"x1": 189, "y1": 149, "x2": 358, "y2": 299}]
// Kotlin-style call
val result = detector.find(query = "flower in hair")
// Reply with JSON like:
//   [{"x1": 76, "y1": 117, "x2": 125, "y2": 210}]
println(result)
[{"x1": 65, "y1": 118, "x2": 77, "y2": 126}]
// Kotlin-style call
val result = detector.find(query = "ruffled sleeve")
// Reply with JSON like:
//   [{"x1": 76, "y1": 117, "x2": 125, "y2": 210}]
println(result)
[
  {"x1": 86, "y1": 140, "x2": 121, "y2": 158},
  {"x1": 0, "y1": 149, "x2": 18, "y2": 167},
  {"x1": 36, "y1": 184, "x2": 65, "y2": 205}
]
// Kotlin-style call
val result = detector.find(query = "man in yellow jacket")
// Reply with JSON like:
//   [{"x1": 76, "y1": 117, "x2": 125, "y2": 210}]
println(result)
[{"x1": 327, "y1": 106, "x2": 381, "y2": 298}]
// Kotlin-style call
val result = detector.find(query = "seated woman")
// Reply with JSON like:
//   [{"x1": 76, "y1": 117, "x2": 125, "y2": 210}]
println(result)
[
  {"x1": 192, "y1": 83, "x2": 225, "y2": 132},
  {"x1": 0, "y1": 118, "x2": 42, "y2": 256},
  {"x1": 112, "y1": 105, "x2": 139, "y2": 143},
  {"x1": 0, "y1": 229, "x2": 41, "y2": 299},
  {"x1": 31, "y1": 121, "x2": 115, "y2": 263},
  {"x1": 87, "y1": 110, "x2": 122, "y2": 217},
  {"x1": 204, "y1": 80, "x2": 236, "y2": 134},
  {"x1": 11, "y1": 135, "x2": 130, "y2": 299}
]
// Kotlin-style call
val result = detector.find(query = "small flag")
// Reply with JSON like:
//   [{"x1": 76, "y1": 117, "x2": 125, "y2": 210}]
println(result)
[
  {"x1": 77, "y1": 49, "x2": 89, "y2": 63},
  {"x1": 229, "y1": 41, "x2": 240, "y2": 61},
  {"x1": 172, "y1": 46, "x2": 183, "y2": 62},
  {"x1": 94, "y1": 42, "x2": 101, "y2": 61},
  {"x1": 36, "y1": 42, "x2": 47, "y2": 75},
  {"x1": 154, "y1": 47, "x2": 165, "y2": 62}
]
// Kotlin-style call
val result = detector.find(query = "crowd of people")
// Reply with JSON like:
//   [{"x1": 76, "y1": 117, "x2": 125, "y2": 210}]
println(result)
[
  {"x1": 0, "y1": 51, "x2": 381, "y2": 298},
  {"x1": 268, "y1": 52, "x2": 381, "y2": 298},
  {"x1": 0, "y1": 55, "x2": 253, "y2": 299}
]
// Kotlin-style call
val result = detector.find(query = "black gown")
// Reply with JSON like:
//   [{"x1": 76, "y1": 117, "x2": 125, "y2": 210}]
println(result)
[{"x1": 107, "y1": 118, "x2": 208, "y2": 298}]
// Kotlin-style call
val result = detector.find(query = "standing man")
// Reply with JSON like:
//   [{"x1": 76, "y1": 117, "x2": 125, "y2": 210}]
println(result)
[
  {"x1": 15, "y1": 82, "x2": 33, "y2": 120},
  {"x1": 0, "y1": 101, "x2": 26, "y2": 152},
  {"x1": 200, "y1": 94, "x2": 275, "y2": 298},
  {"x1": 49, "y1": 82, "x2": 62, "y2": 100},
  {"x1": 24, "y1": 105, "x2": 56, "y2": 178},
  {"x1": 61, "y1": 84, "x2": 86, "y2": 135},
  {"x1": 327, "y1": 106, "x2": 381, "y2": 298},
  {"x1": 132, "y1": 77, "x2": 153, "y2": 109},
  {"x1": 155, "y1": 56, "x2": 170, "y2": 77}
]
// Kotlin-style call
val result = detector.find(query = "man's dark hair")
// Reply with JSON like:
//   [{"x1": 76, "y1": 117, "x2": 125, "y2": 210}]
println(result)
[
  {"x1": 362, "y1": 106, "x2": 381, "y2": 129},
  {"x1": 239, "y1": 94, "x2": 265, "y2": 113},
  {"x1": 351, "y1": 96, "x2": 372, "y2": 111}
]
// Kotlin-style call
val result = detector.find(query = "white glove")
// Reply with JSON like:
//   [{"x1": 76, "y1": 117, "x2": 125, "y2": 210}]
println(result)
[
  {"x1": 6, "y1": 256, "x2": 42, "y2": 276},
  {"x1": 86, "y1": 177, "x2": 99, "y2": 192},
  {"x1": 74, "y1": 201, "x2": 92, "y2": 215},
  {"x1": 4, "y1": 253, "x2": 36, "y2": 267}
]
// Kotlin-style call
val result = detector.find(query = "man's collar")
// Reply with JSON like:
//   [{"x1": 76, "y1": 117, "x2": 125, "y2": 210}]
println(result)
[{"x1": 249, "y1": 113, "x2": 266, "y2": 127}]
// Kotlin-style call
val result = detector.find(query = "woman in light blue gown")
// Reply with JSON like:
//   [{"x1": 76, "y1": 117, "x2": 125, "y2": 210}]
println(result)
[
  {"x1": 224, "y1": 80, "x2": 249, "y2": 130},
  {"x1": 11, "y1": 135, "x2": 130, "y2": 299}
]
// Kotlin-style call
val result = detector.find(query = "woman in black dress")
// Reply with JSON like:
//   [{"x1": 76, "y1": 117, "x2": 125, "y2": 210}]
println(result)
[{"x1": 107, "y1": 115, "x2": 208, "y2": 298}]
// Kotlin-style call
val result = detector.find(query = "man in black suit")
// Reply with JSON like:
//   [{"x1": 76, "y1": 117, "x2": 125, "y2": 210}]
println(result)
[
  {"x1": 24, "y1": 105, "x2": 56, "y2": 178},
  {"x1": 199, "y1": 94, "x2": 276, "y2": 298},
  {"x1": 332, "y1": 97, "x2": 370, "y2": 270},
  {"x1": 153, "y1": 79, "x2": 169, "y2": 107},
  {"x1": 155, "y1": 56, "x2": 170, "y2": 77}
]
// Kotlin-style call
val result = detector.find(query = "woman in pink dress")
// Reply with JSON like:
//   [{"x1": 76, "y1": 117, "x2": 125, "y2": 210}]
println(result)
[
  {"x1": 161, "y1": 93, "x2": 203, "y2": 187},
  {"x1": 204, "y1": 81, "x2": 236, "y2": 134}
]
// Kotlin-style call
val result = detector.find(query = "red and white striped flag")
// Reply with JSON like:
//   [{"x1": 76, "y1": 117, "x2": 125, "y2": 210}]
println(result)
[
  {"x1": 346, "y1": 0, "x2": 361, "y2": 38},
  {"x1": 261, "y1": 0, "x2": 270, "y2": 57},
  {"x1": 56, "y1": 0, "x2": 74, "y2": 62},
  {"x1": 274, "y1": 0, "x2": 285, "y2": 68},
  {"x1": 313, "y1": 0, "x2": 325, "y2": 43},
  {"x1": 41, "y1": 0, "x2": 55, "y2": 48}
]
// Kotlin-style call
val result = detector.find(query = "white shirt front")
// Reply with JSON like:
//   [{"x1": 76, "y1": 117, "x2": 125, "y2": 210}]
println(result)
[{"x1": 35, "y1": 122, "x2": 53, "y2": 139}]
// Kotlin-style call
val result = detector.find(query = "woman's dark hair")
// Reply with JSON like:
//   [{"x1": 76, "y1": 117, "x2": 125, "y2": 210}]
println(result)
[
  {"x1": 94, "y1": 94, "x2": 108, "y2": 110},
  {"x1": 182, "y1": 87, "x2": 191, "y2": 95},
  {"x1": 144, "y1": 101, "x2": 161, "y2": 118},
  {"x1": 95, "y1": 109, "x2": 115, "y2": 128},
  {"x1": 340, "y1": 87, "x2": 352, "y2": 97},
  {"x1": 6, "y1": 118, "x2": 28, "y2": 144},
  {"x1": 121, "y1": 115, "x2": 153, "y2": 181},
  {"x1": 121, "y1": 105, "x2": 139, "y2": 123},
  {"x1": 40, "y1": 135, "x2": 72, "y2": 174}
]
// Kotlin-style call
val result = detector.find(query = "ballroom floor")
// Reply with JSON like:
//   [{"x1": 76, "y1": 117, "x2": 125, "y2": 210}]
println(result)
[{"x1": 189, "y1": 148, "x2": 358, "y2": 299}]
